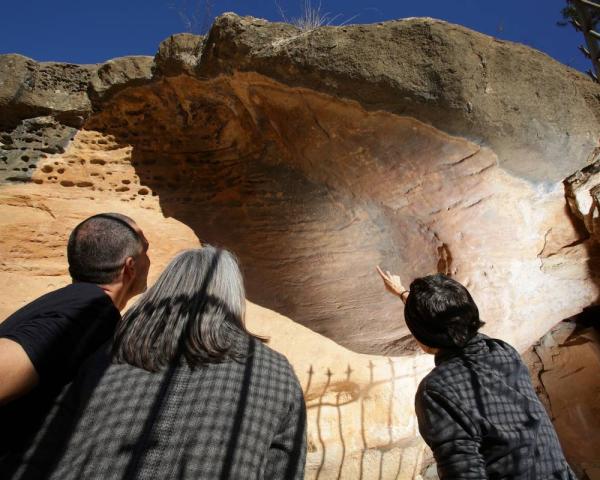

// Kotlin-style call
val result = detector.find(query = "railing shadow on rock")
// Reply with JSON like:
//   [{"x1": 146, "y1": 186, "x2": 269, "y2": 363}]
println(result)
[{"x1": 303, "y1": 356, "x2": 431, "y2": 480}]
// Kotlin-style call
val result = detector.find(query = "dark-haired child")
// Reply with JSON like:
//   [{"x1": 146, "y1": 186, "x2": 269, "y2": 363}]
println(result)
[{"x1": 378, "y1": 267, "x2": 575, "y2": 479}]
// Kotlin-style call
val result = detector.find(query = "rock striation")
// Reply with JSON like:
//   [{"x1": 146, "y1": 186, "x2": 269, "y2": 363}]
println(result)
[{"x1": 1, "y1": 13, "x2": 600, "y2": 479}]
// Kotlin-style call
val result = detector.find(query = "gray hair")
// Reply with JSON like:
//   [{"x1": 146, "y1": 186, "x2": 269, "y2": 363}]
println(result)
[{"x1": 113, "y1": 246, "x2": 263, "y2": 372}]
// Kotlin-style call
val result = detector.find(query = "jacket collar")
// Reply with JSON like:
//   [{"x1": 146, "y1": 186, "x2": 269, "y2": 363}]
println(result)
[{"x1": 434, "y1": 333, "x2": 488, "y2": 366}]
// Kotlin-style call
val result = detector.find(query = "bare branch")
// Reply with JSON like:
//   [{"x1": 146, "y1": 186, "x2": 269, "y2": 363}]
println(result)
[
  {"x1": 574, "y1": 0, "x2": 600, "y2": 10},
  {"x1": 579, "y1": 44, "x2": 592, "y2": 57}
]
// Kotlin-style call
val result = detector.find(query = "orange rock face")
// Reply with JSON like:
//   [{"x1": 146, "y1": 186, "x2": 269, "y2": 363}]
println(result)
[{"x1": 25, "y1": 72, "x2": 589, "y2": 356}]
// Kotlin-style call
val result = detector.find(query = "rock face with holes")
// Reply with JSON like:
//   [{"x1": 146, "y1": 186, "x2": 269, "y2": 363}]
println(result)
[
  {"x1": 0, "y1": 116, "x2": 77, "y2": 183},
  {"x1": 1, "y1": 13, "x2": 600, "y2": 479}
]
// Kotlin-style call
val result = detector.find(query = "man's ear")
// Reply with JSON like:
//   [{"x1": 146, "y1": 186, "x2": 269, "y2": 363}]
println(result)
[{"x1": 123, "y1": 256, "x2": 136, "y2": 281}]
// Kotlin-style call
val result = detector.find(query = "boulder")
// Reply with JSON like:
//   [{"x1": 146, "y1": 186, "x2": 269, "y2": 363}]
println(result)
[
  {"x1": 153, "y1": 33, "x2": 205, "y2": 76},
  {"x1": 88, "y1": 55, "x2": 154, "y2": 105},
  {"x1": 2, "y1": 13, "x2": 599, "y2": 356},
  {"x1": 0, "y1": 54, "x2": 93, "y2": 129},
  {"x1": 0, "y1": 55, "x2": 36, "y2": 128}
]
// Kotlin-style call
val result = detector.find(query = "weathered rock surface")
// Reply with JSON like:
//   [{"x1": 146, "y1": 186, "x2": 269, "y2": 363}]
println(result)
[
  {"x1": 154, "y1": 33, "x2": 204, "y2": 76},
  {"x1": 88, "y1": 55, "x2": 154, "y2": 105},
  {"x1": 565, "y1": 155, "x2": 600, "y2": 243},
  {"x1": 524, "y1": 313, "x2": 600, "y2": 480},
  {"x1": 2, "y1": 12, "x2": 600, "y2": 479},
  {"x1": 0, "y1": 55, "x2": 94, "y2": 129},
  {"x1": 0, "y1": 116, "x2": 77, "y2": 183}
]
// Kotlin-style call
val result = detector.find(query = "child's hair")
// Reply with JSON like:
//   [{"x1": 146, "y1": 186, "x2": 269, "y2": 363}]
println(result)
[{"x1": 404, "y1": 274, "x2": 485, "y2": 349}]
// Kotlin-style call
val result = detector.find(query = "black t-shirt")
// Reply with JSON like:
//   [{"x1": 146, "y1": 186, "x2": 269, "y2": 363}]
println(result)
[{"x1": 0, "y1": 283, "x2": 120, "y2": 459}]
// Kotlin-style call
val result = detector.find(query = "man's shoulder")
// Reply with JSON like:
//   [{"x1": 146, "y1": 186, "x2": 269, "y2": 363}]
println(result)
[
  {"x1": 1, "y1": 283, "x2": 115, "y2": 330},
  {"x1": 21, "y1": 283, "x2": 108, "y2": 313},
  {"x1": 432, "y1": 335, "x2": 521, "y2": 374},
  {"x1": 0, "y1": 283, "x2": 119, "y2": 380}
]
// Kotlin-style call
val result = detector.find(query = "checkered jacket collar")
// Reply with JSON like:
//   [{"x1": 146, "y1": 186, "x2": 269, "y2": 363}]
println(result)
[{"x1": 434, "y1": 333, "x2": 488, "y2": 366}]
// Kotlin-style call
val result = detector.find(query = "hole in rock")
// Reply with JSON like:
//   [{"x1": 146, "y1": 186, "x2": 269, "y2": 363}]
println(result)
[{"x1": 84, "y1": 73, "x2": 490, "y2": 355}]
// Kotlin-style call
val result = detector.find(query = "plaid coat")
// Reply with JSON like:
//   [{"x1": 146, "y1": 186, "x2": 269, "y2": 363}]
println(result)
[
  {"x1": 415, "y1": 334, "x2": 575, "y2": 479},
  {"x1": 10, "y1": 337, "x2": 307, "y2": 480}
]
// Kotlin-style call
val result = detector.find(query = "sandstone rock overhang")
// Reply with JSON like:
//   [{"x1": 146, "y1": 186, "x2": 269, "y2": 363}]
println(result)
[
  {"x1": 1, "y1": 14, "x2": 600, "y2": 355},
  {"x1": 3, "y1": 14, "x2": 599, "y2": 181}
]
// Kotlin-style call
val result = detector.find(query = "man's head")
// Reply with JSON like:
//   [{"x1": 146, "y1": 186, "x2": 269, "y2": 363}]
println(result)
[
  {"x1": 67, "y1": 213, "x2": 150, "y2": 298},
  {"x1": 404, "y1": 274, "x2": 484, "y2": 351}
]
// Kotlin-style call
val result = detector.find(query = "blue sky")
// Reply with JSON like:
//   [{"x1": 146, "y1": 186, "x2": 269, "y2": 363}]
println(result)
[{"x1": 0, "y1": 0, "x2": 591, "y2": 74}]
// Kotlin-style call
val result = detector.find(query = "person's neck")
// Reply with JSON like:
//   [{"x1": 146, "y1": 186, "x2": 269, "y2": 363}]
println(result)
[{"x1": 97, "y1": 282, "x2": 131, "y2": 311}]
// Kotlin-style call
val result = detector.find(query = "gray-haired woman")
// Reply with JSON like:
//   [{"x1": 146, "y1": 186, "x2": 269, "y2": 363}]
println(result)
[{"x1": 11, "y1": 247, "x2": 307, "y2": 480}]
